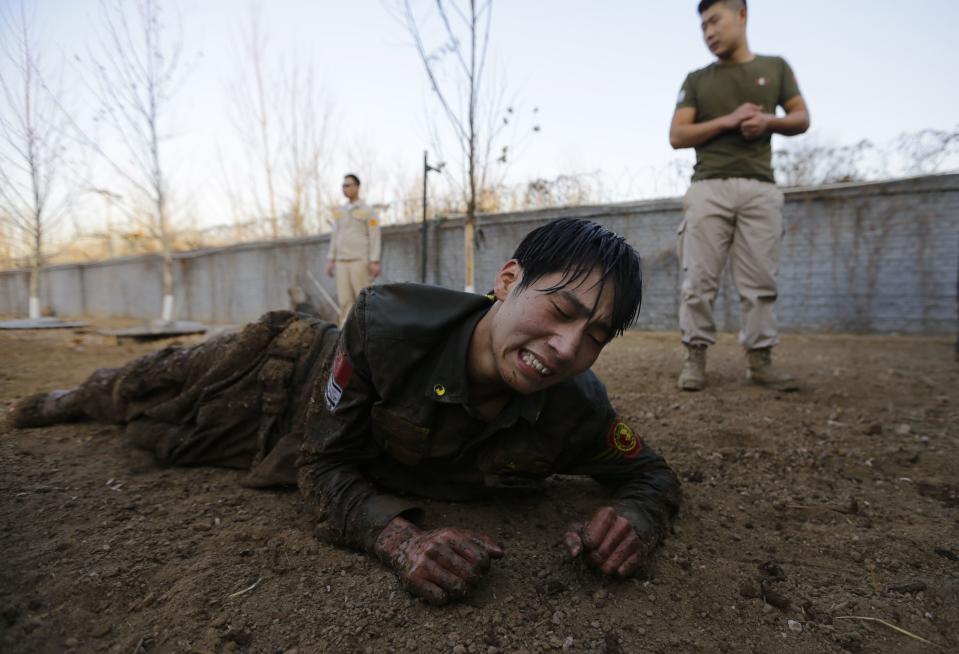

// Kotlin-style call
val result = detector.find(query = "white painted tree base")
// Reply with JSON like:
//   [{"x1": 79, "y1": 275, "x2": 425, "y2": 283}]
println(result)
[
  {"x1": 161, "y1": 294, "x2": 175, "y2": 322},
  {"x1": 29, "y1": 296, "x2": 40, "y2": 319}
]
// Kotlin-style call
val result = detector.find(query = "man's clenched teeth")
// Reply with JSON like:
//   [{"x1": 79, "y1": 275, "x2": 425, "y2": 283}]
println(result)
[{"x1": 521, "y1": 350, "x2": 553, "y2": 376}]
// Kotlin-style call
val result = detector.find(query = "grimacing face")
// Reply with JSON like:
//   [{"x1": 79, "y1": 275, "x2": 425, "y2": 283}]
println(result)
[
  {"x1": 488, "y1": 263, "x2": 615, "y2": 395},
  {"x1": 700, "y1": 2, "x2": 746, "y2": 59}
]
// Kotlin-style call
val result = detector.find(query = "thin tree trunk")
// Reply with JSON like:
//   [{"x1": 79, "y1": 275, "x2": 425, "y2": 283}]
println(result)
[
  {"x1": 29, "y1": 233, "x2": 40, "y2": 319},
  {"x1": 464, "y1": 0, "x2": 478, "y2": 293},
  {"x1": 149, "y1": 78, "x2": 174, "y2": 321},
  {"x1": 157, "y1": 182, "x2": 175, "y2": 322},
  {"x1": 252, "y1": 22, "x2": 279, "y2": 240},
  {"x1": 25, "y1": 24, "x2": 41, "y2": 319},
  {"x1": 160, "y1": 217, "x2": 175, "y2": 322},
  {"x1": 28, "y1": 186, "x2": 42, "y2": 321},
  {"x1": 141, "y1": 0, "x2": 175, "y2": 324}
]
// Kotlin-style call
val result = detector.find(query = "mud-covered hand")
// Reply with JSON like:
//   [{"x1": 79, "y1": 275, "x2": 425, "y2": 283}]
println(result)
[
  {"x1": 564, "y1": 506, "x2": 646, "y2": 578},
  {"x1": 374, "y1": 516, "x2": 504, "y2": 605}
]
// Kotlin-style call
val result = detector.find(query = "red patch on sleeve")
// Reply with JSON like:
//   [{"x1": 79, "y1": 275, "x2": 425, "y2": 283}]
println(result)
[
  {"x1": 333, "y1": 351, "x2": 353, "y2": 387},
  {"x1": 325, "y1": 350, "x2": 353, "y2": 410}
]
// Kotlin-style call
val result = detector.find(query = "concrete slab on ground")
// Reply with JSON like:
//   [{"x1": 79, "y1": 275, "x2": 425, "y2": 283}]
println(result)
[
  {"x1": 98, "y1": 320, "x2": 207, "y2": 342},
  {"x1": 0, "y1": 318, "x2": 89, "y2": 330}
]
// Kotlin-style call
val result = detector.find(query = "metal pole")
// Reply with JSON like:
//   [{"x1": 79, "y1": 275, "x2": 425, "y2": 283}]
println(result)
[
  {"x1": 420, "y1": 153, "x2": 444, "y2": 285},
  {"x1": 421, "y1": 150, "x2": 428, "y2": 284}
]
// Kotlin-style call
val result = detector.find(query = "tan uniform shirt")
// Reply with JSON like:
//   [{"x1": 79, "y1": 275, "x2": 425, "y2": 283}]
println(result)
[{"x1": 328, "y1": 201, "x2": 381, "y2": 262}]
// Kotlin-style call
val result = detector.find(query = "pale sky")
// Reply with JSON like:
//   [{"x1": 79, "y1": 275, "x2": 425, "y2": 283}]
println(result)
[{"x1": 3, "y1": 0, "x2": 958, "y2": 238}]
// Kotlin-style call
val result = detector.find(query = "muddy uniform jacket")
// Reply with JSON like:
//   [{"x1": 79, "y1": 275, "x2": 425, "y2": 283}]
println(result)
[{"x1": 297, "y1": 284, "x2": 681, "y2": 553}]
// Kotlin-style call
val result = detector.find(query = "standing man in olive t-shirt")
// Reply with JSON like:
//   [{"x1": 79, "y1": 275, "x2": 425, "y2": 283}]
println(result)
[{"x1": 669, "y1": 0, "x2": 809, "y2": 391}]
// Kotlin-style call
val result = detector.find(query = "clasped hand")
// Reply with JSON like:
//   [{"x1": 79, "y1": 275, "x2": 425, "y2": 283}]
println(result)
[{"x1": 726, "y1": 102, "x2": 771, "y2": 140}]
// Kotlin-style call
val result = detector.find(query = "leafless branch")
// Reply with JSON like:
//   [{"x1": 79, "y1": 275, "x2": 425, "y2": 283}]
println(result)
[
  {"x1": 75, "y1": 0, "x2": 194, "y2": 318},
  {"x1": 0, "y1": 0, "x2": 74, "y2": 313}
]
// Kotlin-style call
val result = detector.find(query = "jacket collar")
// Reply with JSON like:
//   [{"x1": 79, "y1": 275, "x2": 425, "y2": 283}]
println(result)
[{"x1": 424, "y1": 296, "x2": 545, "y2": 427}]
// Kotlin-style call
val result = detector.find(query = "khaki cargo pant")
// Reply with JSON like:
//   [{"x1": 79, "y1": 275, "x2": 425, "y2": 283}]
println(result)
[
  {"x1": 677, "y1": 178, "x2": 785, "y2": 350},
  {"x1": 334, "y1": 259, "x2": 371, "y2": 326}
]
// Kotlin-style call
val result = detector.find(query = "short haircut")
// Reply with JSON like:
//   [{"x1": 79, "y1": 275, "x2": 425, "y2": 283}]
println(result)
[
  {"x1": 344, "y1": 174, "x2": 361, "y2": 186},
  {"x1": 511, "y1": 217, "x2": 642, "y2": 340},
  {"x1": 698, "y1": 0, "x2": 745, "y2": 14}
]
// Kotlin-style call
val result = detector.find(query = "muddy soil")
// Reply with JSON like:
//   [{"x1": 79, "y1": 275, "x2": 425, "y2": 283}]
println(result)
[{"x1": 1, "y1": 324, "x2": 956, "y2": 654}]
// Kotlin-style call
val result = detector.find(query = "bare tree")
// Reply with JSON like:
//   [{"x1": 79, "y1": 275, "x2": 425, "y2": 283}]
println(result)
[
  {"x1": 0, "y1": 1, "x2": 70, "y2": 318},
  {"x1": 773, "y1": 136, "x2": 876, "y2": 187},
  {"x1": 892, "y1": 125, "x2": 959, "y2": 176},
  {"x1": 225, "y1": 5, "x2": 334, "y2": 240},
  {"x1": 80, "y1": 0, "x2": 191, "y2": 322},
  {"x1": 227, "y1": 3, "x2": 281, "y2": 238},
  {"x1": 283, "y1": 61, "x2": 333, "y2": 237},
  {"x1": 774, "y1": 127, "x2": 959, "y2": 188},
  {"x1": 518, "y1": 174, "x2": 604, "y2": 211},
  {"x1": 396, "y1": 0, "x2": 509, "y2": 292},
  {"x1": 0, "y1": 218, "x2": 13, "y2": 267}
]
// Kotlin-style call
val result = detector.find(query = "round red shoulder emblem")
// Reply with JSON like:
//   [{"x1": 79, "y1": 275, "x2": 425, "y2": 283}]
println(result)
[{"x1": 607, "y1": 419, "x2": 642, "y2": 458}]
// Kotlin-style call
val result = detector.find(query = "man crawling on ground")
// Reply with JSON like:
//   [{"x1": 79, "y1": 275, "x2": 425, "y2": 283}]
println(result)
[{"x1": 10, "y1": 217, "x2": 681, "y2": 605}]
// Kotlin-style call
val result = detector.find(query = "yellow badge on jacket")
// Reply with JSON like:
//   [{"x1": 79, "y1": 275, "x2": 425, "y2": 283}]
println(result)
[{"x1": 600, "y1": 418, "x2": 643, "y2": 460}]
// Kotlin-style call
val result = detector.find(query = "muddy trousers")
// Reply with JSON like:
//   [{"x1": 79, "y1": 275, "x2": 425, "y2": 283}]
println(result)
[
  {"x1": 13, "y1": 312, "x2": 339, "y2": 486},
  {"x1": 677, "y1": 178, "x2": 785, "y2": 350},
  {"x1": 333, "y1": 260, "x2": 371, "y2": 327}
]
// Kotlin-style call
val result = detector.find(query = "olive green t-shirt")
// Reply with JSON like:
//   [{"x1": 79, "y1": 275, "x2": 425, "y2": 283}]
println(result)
[{"x1": 677, "y1": 54, "x2": 801, "y2": 183}]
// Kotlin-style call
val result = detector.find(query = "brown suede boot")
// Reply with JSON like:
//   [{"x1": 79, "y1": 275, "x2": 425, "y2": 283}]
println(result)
[
  {"x1": 677, "y1": 343, "x2": 706, "y2": 391},
  {"x1": 8, "y1": 389, "x2": 87, "y2": 428},
  {"x1": 745, "y1": 348, "x2": 799, "y2": 392}
]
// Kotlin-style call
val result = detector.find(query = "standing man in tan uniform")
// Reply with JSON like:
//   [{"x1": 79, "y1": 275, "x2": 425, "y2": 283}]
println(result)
[
  {"x1": 326, "y1": 174, "x2": 382, "y2": 325},
  {"x1": 669, "y1": 0, "x2": 809, "y2": 391}
]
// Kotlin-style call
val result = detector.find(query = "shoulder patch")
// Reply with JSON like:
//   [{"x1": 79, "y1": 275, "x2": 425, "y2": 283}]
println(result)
[
  {"x1": 325, "y1": 350, "x2": 353, "y2": 411},
  {"x1": 368, "y1": 217, "x2": 379, "y2": 228},
  {"x1": 596, "y1": 418, "x2": 643, "y2": 460}
]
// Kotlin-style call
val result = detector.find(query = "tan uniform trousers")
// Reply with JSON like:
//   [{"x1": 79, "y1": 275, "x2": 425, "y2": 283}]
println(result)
[
  {"x1": 334, "y1": 260, "x2": 371, "y2": 327},
  {"x1": 677, "y1": 178, "x2": 785, "y2": 350}
]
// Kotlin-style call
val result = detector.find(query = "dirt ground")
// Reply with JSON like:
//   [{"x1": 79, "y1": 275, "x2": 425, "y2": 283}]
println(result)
[{"x1": 0, "y1": 322, "x2": 956, "y2": 654}]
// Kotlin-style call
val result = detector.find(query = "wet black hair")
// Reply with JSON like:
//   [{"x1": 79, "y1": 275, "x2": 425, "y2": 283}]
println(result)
[
  {"x1": 510, "y1": 217, "x2": 642, "y2": 340},
  {"x1": 344, "y1": 173, "x2": 361, "y2": 186},
  {"x1": 698, "y1": 0, "x2": 745, "y2": 14}
]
